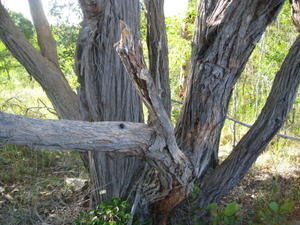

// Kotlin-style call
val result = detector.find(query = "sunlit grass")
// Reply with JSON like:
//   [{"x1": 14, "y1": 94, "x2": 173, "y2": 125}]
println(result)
[{"x1": 0, "y1": 80, "x2": 57, "y2": 119}]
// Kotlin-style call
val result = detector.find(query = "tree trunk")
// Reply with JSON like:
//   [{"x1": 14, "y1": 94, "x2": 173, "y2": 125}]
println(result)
[
  {"x1": 175, "y1": 0, "x2": 285, "y2": 178},
  {"x1": 76, "y1": 0, "x2": 144, "y2": 204},
  {"x1": 1, "y1": 0, "x2": 300, "y2": 224},
  {"x1": 144, "y1": 0, "x2": 171, "y2": 117},
  {"x1": 196, "y1": 33, "x2": 300, "y2": 210}
]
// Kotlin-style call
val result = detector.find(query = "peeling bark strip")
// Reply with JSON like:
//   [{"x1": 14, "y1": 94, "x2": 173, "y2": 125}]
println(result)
[
  {"x1": 115, "y1": 22, "x2": 193, "y2": 183},
  {"x1": 115, "y1": 22, "x2": 195, "y2": 222},
  {"x1": 0, "y1": 112, "x2": 153, "y2": 155}
]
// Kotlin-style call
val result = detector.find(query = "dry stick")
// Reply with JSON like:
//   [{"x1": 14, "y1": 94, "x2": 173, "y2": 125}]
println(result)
[
  {"x1": 115, "y1": 21, "x2": 194, "y2": 186},
  {"x1": 171, "y1": 99, "x2": 300, "y2": 142}
]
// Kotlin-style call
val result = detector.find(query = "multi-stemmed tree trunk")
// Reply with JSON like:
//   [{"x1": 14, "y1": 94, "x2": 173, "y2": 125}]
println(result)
[{"x1": 0, "y1": 0, "x2": 299, "y2": 224}]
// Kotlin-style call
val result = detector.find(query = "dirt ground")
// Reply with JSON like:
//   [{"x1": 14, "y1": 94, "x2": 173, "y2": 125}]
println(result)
[{"x1": 0, "y1": 142, "x2": 299, "y2": 225}]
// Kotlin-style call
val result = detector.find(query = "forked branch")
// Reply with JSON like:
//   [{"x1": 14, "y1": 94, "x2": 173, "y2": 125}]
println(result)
[
  {"x1": 28, "y1": 0, "x2": 59, "y2": 66},
  {"x1": 115, "y1": 21, "x2": 193, "y2": 187},
  {"x1": 0, "y1": 2, "x2": 81, "y2": 120},
  {"x1": 197, "y1": 29, "x2": 300, "y2": 208},
  {"x1": 115, "y1": 22, "x2": 186, "y2": 164}
]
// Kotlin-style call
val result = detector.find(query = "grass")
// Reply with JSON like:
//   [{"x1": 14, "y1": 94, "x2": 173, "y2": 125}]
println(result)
[
  {"x1": 0, "y1": 145, "x2": 88, "y2": 225},
  {"x1": 0, "y1": 82, "x2": 57, "y2": 119},
  {"x1": 0, "y1": 138, "x2": 299, "y2": 225}
]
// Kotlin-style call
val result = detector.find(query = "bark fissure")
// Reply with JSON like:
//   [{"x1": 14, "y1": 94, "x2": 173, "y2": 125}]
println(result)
[
  {"x1": 175, "y1": 0, "x2": 285, "y2": 179},
  {"x1": 76, "y1": 0, "x2": 144, "y2": 203},
  {"x1": 144, "y1": 0, "x2": 171, "y2": 117},
  {"x1": 0, "y1": 0, "x2": 299, "y2": 224},
  {"x1": 197, "y1": 33, "x2": 300, "y2": 208}
]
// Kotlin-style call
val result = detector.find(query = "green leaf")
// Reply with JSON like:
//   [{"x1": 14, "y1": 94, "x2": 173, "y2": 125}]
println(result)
[
  {"x1": 224, "y1": 216, "x2": 230, "y2": 223},
  {"x1": 269, "y1": 201, "x2": 279, "y2": 212},
  {"x1": 207, "y1": 202, "x2": 218, "y2": 211},
  {"x1": 224, "y1": 202, "x2": 239, "y2": 217},
  {"x1": 280, "y1": 201, "x2": 294, "y2": 213}
]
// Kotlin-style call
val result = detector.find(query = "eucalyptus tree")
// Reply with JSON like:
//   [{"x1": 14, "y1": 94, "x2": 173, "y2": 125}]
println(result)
[{"x1": 0, "y1": 0, "x2": 299, "y2": 224}]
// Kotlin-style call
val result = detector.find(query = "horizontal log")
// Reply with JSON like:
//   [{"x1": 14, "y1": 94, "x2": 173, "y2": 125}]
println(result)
[{"x1": 0, "y1": 112, "x2": 154, "y2": 156}]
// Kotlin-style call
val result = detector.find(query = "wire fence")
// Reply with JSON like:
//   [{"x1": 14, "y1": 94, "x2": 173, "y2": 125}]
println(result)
[{"x1": 171, "y1": 99, "x2": 300, "y2": 142}]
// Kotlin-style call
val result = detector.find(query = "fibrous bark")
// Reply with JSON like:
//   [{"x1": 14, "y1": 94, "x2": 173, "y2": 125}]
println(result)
[
  {"x1": 175, "y1": 0, "x2": 285, "y2": 178},
  {"x1": 0, "y1": 0, "x2": 300, "y2": 224},
  {"x1": 76, "y1": 0, "x2": 144, "y2": 203},
  {"x1": 197, "y1": 29, "x2": 300, "y2": 210},
  {"x1": 144, "y1": 0, "x2": 171, "y2": 117}
]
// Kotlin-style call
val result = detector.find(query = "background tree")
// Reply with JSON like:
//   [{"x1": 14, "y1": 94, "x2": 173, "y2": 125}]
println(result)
[{"x1": 0, "y1": 0, "x2": 299, "y2": 225}]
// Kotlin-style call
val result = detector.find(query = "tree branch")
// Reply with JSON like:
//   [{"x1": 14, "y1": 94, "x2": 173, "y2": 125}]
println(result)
[
  {"x1": 115, "y1": 22, "x2": 193, "y2": 190},
  {"x1": 78, "y1": 0, "x2": 101, "y2": 21},
  {"x1": 144, "y1": 0, "x2": 171, "y2": 117},
  {"x1": 172, "y1": 99, "x2": 300, "y2": 142},
  {"x1": 28, "y1": 0, "x2": 59, "y2": 66},
  {"x1": 115, "y1": 22, "x2": 187, "y2": 165},
  {"x1": 0, "y1": 2, "x2": 81, "y2": 120},
  {"x1": 292, "y1": 0, "x2": 300, "y2": 31},
  {"x1": 197, "y1": 32, "x2": 300, "y2": 208},
  {"x1": 175, "y1": 0, "x2": 285, "y2": 178},
  {"x1": 0, "y1": 112, "x2": 153, "y2": 156}
]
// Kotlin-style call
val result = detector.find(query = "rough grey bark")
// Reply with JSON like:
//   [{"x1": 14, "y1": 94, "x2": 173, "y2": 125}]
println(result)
[
  {"x1": 0, "y1": 2, "x2": 81, "y2": 120},
  {"x1": 175, "y1": 0, "x2": 285, "y2": 178},
  {"x1": 0, "y1": 112, "x2": 153, "y2": 155},
  {"x1": 76, "y1": 0, "x2": 144, "y2": 203},
  {"x1": 114, "y1": 23, "x2": 193, "y2": 225},
  {"x1": 144, "y1": 0, "x2": 171, "y2": 117},
  {"x1": 1, "y1": 0, "x2": 300, "y2": 224},
  {"x1": 197, "y1": 31, "x2": 300, "y2": 210},
  {"x1": 292, "y1": 0, "x2": 300, "y2": 31},
  {"x1": 116, "y1": 22, "x2": 193, "y2": 186}
]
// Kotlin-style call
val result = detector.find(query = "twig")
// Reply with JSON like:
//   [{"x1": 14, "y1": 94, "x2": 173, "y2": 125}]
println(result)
[{"x1": 37, "y1": 98, "x2": 57, "y2": 116}]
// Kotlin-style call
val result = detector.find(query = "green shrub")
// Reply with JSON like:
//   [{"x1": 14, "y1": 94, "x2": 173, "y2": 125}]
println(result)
[
  {"x1": 75, "y1": 198, "x2": 132, "y2": 225},
  {"x1": 195, "y1": 202, "x2": 241, "y2": 225},
  {"x1": 249, "y1": 200, "x2": 295, "y2": 225}
]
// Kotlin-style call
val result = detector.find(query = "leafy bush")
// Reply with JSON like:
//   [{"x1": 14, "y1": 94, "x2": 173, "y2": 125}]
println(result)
[
  {"x1": 209, "y1": 202, "x2": 241, "y2": 225},
  {"x1": 75, "y1": 198, "x2": 132, "y2": 225},
  {"x1": 249, "y1": 200, "x2": 295, "y2": 225},
  {"x1": 195, "y1": 202, "x2": 241, "y2": 225}
]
